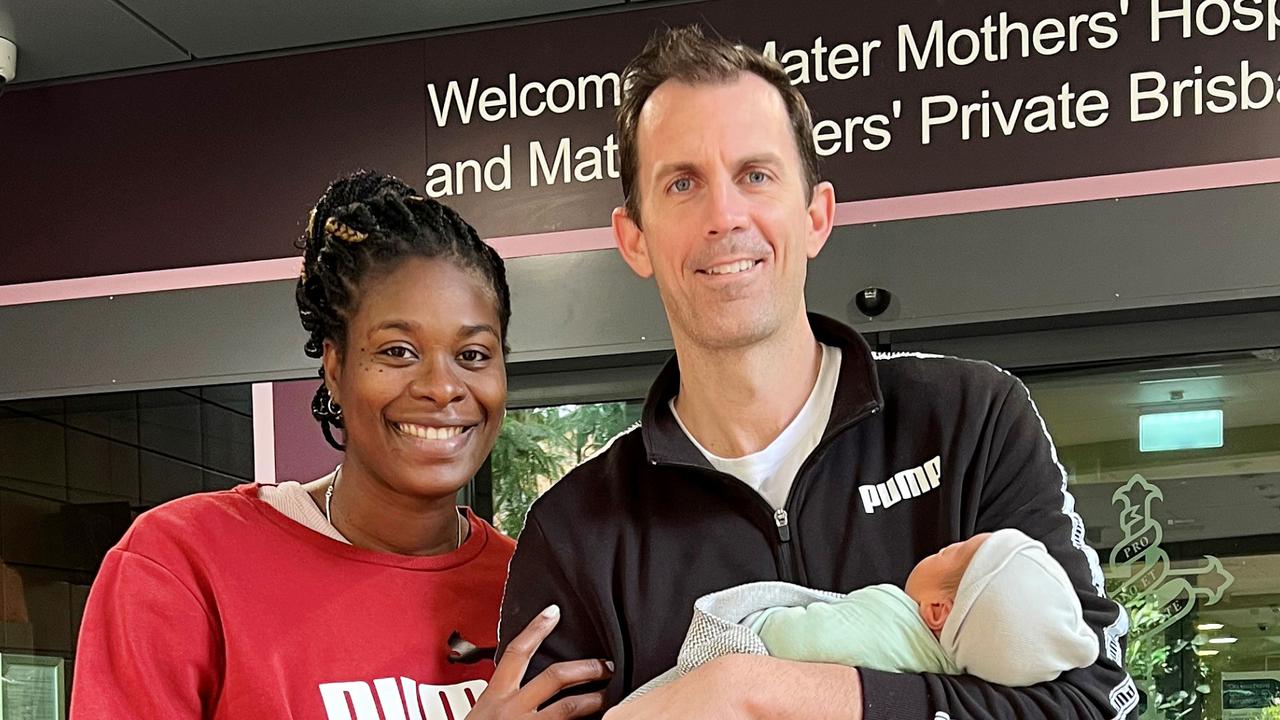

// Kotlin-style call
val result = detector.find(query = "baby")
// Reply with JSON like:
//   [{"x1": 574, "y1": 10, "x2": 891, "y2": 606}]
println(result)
[{"x1": 630, "y1": 528, "x2": 1099, "y2": 700}]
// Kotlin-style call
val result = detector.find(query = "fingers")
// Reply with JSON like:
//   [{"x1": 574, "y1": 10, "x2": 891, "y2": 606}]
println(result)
[
  {"x1": 537, "y1": 690, "x2": 608, "y2": 720},
  {"x1": 520, "y1": 659, "x2": 613, "y2": 710},
  {"x1": 490, "y1": 605, "x2": 561, "y2": 691}
]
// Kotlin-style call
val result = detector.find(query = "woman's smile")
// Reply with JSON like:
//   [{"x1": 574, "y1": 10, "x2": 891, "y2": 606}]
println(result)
[{"x1": 390, "y1": 419, "x2": 478, "y2": 456}]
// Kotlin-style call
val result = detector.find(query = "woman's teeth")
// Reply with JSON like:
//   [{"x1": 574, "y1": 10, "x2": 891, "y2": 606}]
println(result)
[
  {"x1": 705, "y1": 259, "x2": 755, "y2": 275},
  {"x1": 395, "y1": 423, "x2": 465, "y2": 440}
]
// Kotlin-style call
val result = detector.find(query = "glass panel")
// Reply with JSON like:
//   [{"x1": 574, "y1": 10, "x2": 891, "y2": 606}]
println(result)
[
  {"x1": 0, "y1": 383, "x2": 254, "y2": 712},
  {"x1": 490, "y1": 401, "x2": 642, "y2": 538},
  {"x1": 1026, "y1": 349, "x2": 1280, "y2": 720}
]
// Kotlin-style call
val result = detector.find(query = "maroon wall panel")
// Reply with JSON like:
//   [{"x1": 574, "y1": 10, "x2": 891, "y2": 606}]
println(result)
[
  {"x1": 0, "y1": 41, "x2": 426, "y2": 286},
  {"x1": 272, "y1": 378, "x2": 342, "y2": 485}
]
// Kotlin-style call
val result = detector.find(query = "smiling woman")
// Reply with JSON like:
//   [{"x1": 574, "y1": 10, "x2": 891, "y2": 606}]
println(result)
[
  {"x1": 69, "y1": 172, "x2": 610, "y2": 719},
  {"x1": 310, "y1": 256, "x2": 508, "y2": 552}
]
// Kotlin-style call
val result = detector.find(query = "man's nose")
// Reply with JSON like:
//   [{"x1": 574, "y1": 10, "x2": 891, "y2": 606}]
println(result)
[{"x1": 704, "y1": 178, "x2": 749, "y2": 238}]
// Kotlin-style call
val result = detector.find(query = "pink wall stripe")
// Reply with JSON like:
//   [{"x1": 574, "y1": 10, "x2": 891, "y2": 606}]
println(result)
[
  {"x1": 834, "y1": 157, "x2": 1280, "y2": 226},
  {"x1": 486, "y1": 225, "x2": 618, "y2": 260},
  {"x1": 251, "y1": 382, "x2": 277, "y2": 485},
  {"x1": 3, "y1": 158, "x2": 1278, "y2": 307},
  {"x1": 0, "y1": 257, "x2": 303, "y2": 307}
]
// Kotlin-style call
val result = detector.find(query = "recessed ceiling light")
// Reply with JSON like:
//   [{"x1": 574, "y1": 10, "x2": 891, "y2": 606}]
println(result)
[
  {"x1": 1196, "y1": 649, "x2": 1220, "y2": 656},
  {"x1": 1208, "y1": 637, "x2": 1238, "y2": 644},
  {"x1": 1197, "y1": 623, "x2": 1224, "y2": 631}
]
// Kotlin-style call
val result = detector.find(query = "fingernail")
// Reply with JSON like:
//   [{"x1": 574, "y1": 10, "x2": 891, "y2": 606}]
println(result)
[
  {"x1": 541, "y1": 604, "x2": 561, "y2": 619},
  {"x1": 605, "y1": 661, "x2": 615, "y2": 672}
]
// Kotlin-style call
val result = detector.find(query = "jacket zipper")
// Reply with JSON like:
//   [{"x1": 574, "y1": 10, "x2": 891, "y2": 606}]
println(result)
[
  {"x1": 652, "y1": 459, "x2": 803, "y2": 581},
  {"x1": 774, "y1": 509, "x2": 797, "y2": 582},
  {"x1": 649, "y1": 401, "x2": 880, "y2": 584},
  {"x1": 773, "y1": 508, "x2": 791, "y2": 542},
  {"x1": 778, "y1": 404, "x2": 882, "y2": 583}
]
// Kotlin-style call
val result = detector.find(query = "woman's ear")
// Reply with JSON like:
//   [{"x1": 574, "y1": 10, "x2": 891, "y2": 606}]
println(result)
[{"x1": 321, "y1": 339, "x2": 342, "y2": 405}]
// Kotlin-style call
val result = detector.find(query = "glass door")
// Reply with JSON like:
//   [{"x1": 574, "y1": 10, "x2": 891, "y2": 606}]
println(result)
[{"x1": 1026, "y1": 349, "x2": 1280, "y2": 720}]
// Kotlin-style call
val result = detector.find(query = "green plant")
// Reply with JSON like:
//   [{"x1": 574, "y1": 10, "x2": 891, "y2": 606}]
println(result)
[
  {"x1": 1111, "y1": 584, "x2": 1212, "y2": 720},
  {"x1": 489, "y1": 402, "x2": 639, "y2": 537}
]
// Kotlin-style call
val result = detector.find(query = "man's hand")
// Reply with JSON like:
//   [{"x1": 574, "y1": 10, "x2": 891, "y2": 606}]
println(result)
[{"x1": 603, "y1": 655, "x2": 862, "y2": 720}]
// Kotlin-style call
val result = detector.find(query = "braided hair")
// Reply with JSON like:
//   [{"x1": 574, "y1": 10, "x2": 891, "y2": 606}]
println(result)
[{"x1": 295, "y1": 171, "x2": 511, "y2": 450}]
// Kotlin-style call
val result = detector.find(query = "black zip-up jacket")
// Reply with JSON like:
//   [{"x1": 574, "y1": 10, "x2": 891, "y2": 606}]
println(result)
[{"x1": 499, "y1": 314, "x2": 1136, "y2": 720}]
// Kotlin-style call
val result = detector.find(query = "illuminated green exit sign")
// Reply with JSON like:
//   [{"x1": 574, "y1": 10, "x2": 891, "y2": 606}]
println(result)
[{"x1": 1139, "y1": 410, "x2": 1224, "y2": 452}]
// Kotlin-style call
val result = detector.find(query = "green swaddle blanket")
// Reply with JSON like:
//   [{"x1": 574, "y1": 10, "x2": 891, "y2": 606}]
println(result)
[
  {"x1": 746, "y1": 584, "x2": 959, "y2": 675},
  {"x1": 625, "y1": 529, "x2": 1099, "y2": 703}
]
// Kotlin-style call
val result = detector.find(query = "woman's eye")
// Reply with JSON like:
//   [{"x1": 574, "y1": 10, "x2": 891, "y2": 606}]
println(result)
[
  {"x1": 459, "y1": 349, "x2": 490, "y2": 363},
  {"x1": 382, "y1": 346, "x2": 416, "y2": 360}
]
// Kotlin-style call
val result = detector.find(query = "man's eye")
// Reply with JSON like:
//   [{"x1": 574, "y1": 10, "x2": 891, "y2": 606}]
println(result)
[
  {"x1": 746, "y1": 170, "x2": 768, "y2": 184},
  {"x1": 670, "y1": 177, "x2": 693, "y2": 193},
  {"x1": 382, "y1": 346, "x2": 415, "y2": 360},
  {"x1": 459, "y1": 350, "x2": 490, "y2": 363}
]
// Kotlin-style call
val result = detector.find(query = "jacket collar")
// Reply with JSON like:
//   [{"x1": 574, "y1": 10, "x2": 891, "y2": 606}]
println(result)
[{"x1": 640, "y1": 313, "x2": 883, "y2": 466}]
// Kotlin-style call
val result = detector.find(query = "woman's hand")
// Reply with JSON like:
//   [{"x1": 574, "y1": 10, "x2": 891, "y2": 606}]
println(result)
[{"x1": 468, "y1": 605, "x2": 612, "y2": 719}]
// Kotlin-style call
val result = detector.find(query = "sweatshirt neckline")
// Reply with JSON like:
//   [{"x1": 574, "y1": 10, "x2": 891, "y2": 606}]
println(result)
[{"x1": 236, "y1": 483, "x2": 494, "y2": 571}]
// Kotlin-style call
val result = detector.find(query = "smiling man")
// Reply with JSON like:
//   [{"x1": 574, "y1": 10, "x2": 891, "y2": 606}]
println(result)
[{"x1": 498, "y1": 26, "x2": 1135, "y2": 720}]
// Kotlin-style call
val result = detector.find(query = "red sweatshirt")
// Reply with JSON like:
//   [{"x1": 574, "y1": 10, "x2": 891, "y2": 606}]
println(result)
[{"x1": 72, "y1": 484, "x2": 515, "y2": 719}]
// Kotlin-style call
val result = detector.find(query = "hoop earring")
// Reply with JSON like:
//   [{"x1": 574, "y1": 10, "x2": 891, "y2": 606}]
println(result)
[
  {"x1": 321, "y1": 420, "x2": 346, "y2": 452},
  {"x1": 311, "y1": 383, "x2": 344, "y2": 428}
]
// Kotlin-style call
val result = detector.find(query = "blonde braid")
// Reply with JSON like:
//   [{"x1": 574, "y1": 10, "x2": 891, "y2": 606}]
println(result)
[{"x1": 324, "y1": 216, "x2": 368, "y2": 244}]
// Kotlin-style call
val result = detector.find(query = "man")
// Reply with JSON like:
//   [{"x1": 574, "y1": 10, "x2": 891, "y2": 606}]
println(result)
[{"x1": 498, "y1": 25, "x2": 1136, "y2": 720}]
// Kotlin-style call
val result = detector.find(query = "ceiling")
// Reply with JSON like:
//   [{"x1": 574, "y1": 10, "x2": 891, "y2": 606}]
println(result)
[
  {"x1": 1028, "y1": 350, "x2": 1280, "y2": 449},
  {"x1": 0, "y1": 0, "x2": 657, "y2": 85}
]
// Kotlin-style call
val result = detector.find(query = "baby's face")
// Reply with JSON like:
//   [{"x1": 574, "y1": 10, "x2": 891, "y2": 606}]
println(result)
[{"x1": 905, "y1": 532, "x2": 993, "y2": 606}]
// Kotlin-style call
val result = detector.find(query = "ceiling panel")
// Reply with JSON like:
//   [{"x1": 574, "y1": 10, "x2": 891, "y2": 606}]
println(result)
[
  {"x1": 0, "y1": 0, "x2": 188, "y2": 83},
  {"x1": 121, "y1": 0, "x2": 621, "y2": 59}
]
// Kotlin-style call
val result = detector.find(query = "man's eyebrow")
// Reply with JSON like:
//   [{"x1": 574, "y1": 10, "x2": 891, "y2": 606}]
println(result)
[
  {"x1": 737, "y1": 153, "x2": 785, "y2": 169},
  {"x1": 653, "y1": 154, "x2": 785, "y2": 181},
  {"x1": 652, "y1": 161, "x2": 700, "y2": 181}
]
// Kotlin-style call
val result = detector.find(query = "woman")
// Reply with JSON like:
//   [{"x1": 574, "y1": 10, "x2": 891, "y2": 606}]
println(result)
[{"x1": 71, "y1": 172, "x2": 610, "y2": 718}]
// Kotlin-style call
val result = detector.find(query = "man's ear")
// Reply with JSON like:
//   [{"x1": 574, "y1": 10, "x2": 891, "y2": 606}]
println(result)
[
  {"x1": 804, "y1": 180, "x2": 836, "y2": 259},
  {"x1": 920, "y1": 599, "x2": 953, "y2": 633},
  {"x1": 612, "y1": 206, "x2": 653, "y2": 278}
]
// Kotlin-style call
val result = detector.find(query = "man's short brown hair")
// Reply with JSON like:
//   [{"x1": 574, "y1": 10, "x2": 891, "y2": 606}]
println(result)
[{"x1": 616, "y1": 25, "x2": 820, "y2": 228}]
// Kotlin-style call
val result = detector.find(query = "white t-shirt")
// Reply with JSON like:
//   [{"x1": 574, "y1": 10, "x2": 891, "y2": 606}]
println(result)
[{"x1": 671, "y1": 343, "x2": 842, "y2": 510}]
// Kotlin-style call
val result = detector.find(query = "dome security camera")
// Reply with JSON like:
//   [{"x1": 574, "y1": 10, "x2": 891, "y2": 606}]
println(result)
[
  {"x1": 854, "y1": 287, "x2": 893, "y2": 318},
  {"x1": 0, "y1": 37, "x2": 16, "y2": 91}
]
